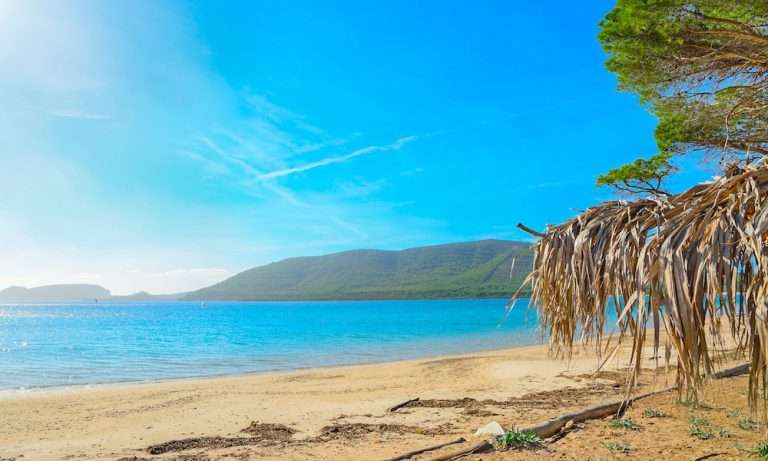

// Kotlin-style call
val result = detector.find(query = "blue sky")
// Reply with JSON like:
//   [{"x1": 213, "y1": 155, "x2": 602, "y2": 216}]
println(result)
[{"x1": 0, "y1": 0, "x2": 714, "y2": 294}]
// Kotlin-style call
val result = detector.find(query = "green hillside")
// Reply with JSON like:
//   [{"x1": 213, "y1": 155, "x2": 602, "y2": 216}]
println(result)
[{"x1": 184, "y1": 239, "x2": 532, "y2": 300}]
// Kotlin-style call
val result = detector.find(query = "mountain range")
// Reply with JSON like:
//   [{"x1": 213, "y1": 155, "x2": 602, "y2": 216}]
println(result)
[{"x1": 1, "y1": 239, "x2": 532, "y2": 303}]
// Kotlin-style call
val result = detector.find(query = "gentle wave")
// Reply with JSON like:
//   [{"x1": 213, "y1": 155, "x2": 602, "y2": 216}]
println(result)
[{"x1": 0, "y1": 298, "x2": 540, "y2": 390}]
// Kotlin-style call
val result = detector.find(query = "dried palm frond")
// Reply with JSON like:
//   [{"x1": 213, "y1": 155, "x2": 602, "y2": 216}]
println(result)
[{"x1": 515, "y1": 165, "x2": 768, "y2": 413}]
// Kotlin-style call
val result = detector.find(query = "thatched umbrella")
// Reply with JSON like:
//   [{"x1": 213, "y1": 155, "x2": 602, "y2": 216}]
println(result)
[{"x1": 514, "y1": 165, "x2": 768, "y2": 412}]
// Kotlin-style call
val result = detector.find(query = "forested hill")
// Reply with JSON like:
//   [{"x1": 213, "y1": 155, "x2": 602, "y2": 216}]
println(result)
[{"x1": 184, "y1": 239, "x2": 532, "y2": 300}]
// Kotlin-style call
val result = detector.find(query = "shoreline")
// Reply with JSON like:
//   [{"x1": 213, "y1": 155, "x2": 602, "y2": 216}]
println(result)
[
  {"x1": 0, "y1": 296, "x2": 527, "y2": 308},
  {"x1": 0, "y1": 295, "x2": 528, "y2": 304},
  {"x1": 0, "y1": 340, "x2": 635, "y2": 461},
  {"x1": 0, "y1": 341, "x2": 550, "y2": 398}
]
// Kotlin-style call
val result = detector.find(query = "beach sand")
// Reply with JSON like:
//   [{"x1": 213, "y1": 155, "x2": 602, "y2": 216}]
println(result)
[
  {"x1": 0, "y1": 342, "x2": 636, "y2": 461},
  {"x1": 5, "y1": 340, "x2": 748, "y2": 461}
]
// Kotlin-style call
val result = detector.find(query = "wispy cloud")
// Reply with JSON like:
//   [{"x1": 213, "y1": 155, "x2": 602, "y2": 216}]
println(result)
[
  {"x1": 247, "y1": 94, "x2": 324, "y2": 136},
  {"x1": 257, "y1": 136, "x2": 418, "y2": 181},
  {"x1": 244, "y1": 93, "x2": 342, "y2": 156},
  {"x1": 179, "y1": 150, "x2": 232, "y2": 176},
  {"x1": 178, "y1": 91, "x2": 424, "y2": 221},
  {"x1": 330, "y1": 217, "x2": 369, "y2": 238},
  {"x1": 195, "y1": 135, "x2": 307, "y2": 207},
  {"x1": 179, "y1": 94, "x2": 365, "y2": 208}
]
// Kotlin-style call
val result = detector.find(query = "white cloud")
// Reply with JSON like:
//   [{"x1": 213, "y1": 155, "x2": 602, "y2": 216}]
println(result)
[
  {"x1": 193, "y1": 133, "x2": 307, "y2": 206},
  {"x1": 257, "y1": 136, "x2": 418, "y2": 180},
  {"x1": 182, "y1": 96, "x2": 415, "y2": 209}
]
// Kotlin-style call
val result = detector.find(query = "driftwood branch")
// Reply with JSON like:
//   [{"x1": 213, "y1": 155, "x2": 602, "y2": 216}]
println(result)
[
  {"x1": 516, "y1": 223, "x2": 546, "y2": 238},
  {"x1": 520, "y1": 388, "x2": 672, "y2": 439},
  {"x1": 383, "y1": 437, "x2": 465, "y2": 461},
  {"x1": 712, "y1": 363, "x2": 749, "y2": 379},
  {"x1": 424, "y1": 440, "x2": 493, "y2": 461},
  {"x1": 414, "y1": 363, "x2": 750, "y2": 461},
  {"x1": 388, "y1": 397, "x2": 419, "y2": 413},
  {"x1": 521, "y1": 363, "x2": 750, "y2": 439},
  {"x1": 693, "y1": 453, "x2": 727, "y2": 461},
  {"x1": 422, "y1": 363, "x2": 750, "y2": 461}
]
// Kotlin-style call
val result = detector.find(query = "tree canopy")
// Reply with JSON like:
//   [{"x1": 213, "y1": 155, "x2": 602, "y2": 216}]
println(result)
[
  {"x1": 514, "y1": 0, "x2": 768, "y2": 412},
  {"x1": 597, "y1": 0, "x2": 768, "y2": 192},
  {"x1": 596, "y1": 152, "x2": 676, "y2": 196}
]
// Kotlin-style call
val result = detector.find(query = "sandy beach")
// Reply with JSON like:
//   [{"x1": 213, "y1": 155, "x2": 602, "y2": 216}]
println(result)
[{"x1": 0, "y1": 342, "x2": 651, "y2": 461}]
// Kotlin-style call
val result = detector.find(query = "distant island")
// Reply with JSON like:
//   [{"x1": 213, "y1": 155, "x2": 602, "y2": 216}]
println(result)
[
  {"x1": 0, "y1": 284, "x2": 112, "y2": 303},
  {"x1": 1, "y1": 239, "x2": 532, "y2": 303},
  {"x1": 0, "y1": 285, "x2": 181, "y2": 304}
]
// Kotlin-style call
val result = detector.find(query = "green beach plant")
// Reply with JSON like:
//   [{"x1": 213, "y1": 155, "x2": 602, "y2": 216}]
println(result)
[
  {"x1": 689, "y1": 425, "x2": 714, "y2": 441},
  {"x1": 676, "y1": 400, "x2": 715, "y2": 411},
  {"x1": 718, "y1": 428, "x2": 734, "y2": 439},
  {"x1": 750, "y1": 441, "x2": 768, "y2": 459},
  {"x1": 739, "y1": 417, "x2": 759, "y2": 431},
  {"x1": 605, "y1": 441, "x2": 631, "y2": 454},
  {"x1": 494, "y1": 429, "x2": 543, "y2": 450},
  {"x1": 685, "y1": 415, "x2": 735, "y2": 440},
  {"x1": 642, "y1": 408, "x2": 668, "y2": 418},
  {"x1": 607, "y1": 418, "x2": 641, "y2": 431},
  {"x1": 689, "y1": 415, "x2": 708, "y2": 426}
]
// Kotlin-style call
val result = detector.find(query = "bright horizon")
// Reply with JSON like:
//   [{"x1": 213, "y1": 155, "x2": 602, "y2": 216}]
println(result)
[{"x1": 1, "y1": 0, "x2": 714, "y2": 295}]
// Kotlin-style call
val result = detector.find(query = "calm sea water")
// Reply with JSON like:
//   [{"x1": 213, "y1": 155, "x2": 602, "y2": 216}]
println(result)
[{"x1": 0, "y1": 298, "x2": 541, "y2": 390}]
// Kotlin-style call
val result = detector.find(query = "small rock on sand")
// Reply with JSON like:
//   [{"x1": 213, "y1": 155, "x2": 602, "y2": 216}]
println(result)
[{"x1": 474, "y1": 421, "x2": 505, "y2": 437}]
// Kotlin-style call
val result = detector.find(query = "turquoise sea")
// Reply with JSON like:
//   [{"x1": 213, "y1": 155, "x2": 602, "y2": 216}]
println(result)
[{"x1": 0, "y1": 298, "x2": 541, "y2": 390}]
